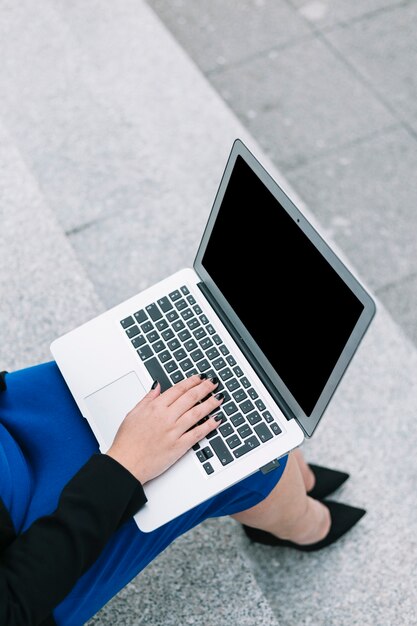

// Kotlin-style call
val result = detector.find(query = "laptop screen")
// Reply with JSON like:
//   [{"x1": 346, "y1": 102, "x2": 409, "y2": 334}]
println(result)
[{"x1": 195, "y1": 142, "x2": 375, "y2": 435}]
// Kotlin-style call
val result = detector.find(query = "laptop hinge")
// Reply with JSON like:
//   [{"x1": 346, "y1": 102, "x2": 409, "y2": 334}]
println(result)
[{"x1": 197, "y1": 282, "x2": 294, "y2": 422}]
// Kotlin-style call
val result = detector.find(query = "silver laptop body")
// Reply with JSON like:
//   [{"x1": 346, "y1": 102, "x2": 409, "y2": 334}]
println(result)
[{"x1": 51, "y1": 139, "x2": 376, "y2": 532}]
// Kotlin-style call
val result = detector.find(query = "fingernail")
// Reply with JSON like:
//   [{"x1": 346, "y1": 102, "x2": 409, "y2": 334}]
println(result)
[
  {"x1": 214, "y1": 414, "x2": 224, "y2": 422},
  {"x1": 215, "y1": 392, "x2": 224, "y2": 401},
  {"x1": 209, "y1": 376, "x2": 219, "y2": 386},
  {"x1": 151, "y1": 380, "x2": 158, "y2": 390},
  {"x1": 199, "y1": 373, "x2": 208, "y2": 379}
]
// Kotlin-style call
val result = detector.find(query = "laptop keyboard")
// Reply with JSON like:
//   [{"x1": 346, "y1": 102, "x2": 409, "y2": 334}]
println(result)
[{"x1": 120, "y1": 284, "x2": 283, "y2": 476}]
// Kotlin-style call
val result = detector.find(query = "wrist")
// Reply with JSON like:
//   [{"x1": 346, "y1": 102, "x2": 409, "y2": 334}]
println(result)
[{"x1": 106, "y1": 446, "x2": 148, "y2": 485}]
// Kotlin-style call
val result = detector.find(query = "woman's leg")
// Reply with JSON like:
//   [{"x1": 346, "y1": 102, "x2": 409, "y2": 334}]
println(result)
[{"x1": 231, "y1": 451, "x2": 330, "y2": 545}]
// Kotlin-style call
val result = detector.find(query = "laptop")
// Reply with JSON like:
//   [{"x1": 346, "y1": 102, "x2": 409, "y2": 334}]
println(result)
[{"x1": 51, "y1": 139, "x2": 376, "y2": 532}]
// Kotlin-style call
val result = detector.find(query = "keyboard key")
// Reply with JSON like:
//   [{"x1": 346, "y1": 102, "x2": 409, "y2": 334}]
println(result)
[
  {"x1": 241, "y1": 377, "x2": 250, "y2": 388},
  {"x1": 254, "y1": 422, "x2": 273, "y2": 442},
  {"x1": 246, "y1": 435, "x2": 261, "y2": 450},
  {"x1": 255, "y1": 399, "x2": 266, "y2": 411},
  {"x1": 187, "y1": 295, "x2": 196, "y2": 305},
  {"x1": 180, "y1": 285, "x2": 190, "y2": 295},
  {"x1": 178, "y1": 329, "x2": 191, "y2": 341},
  {"x1": 230, "y1": 413, "x2": 245, "y2": 427},
  {"x1": 187, "y1": 368, "x2": 199, "y2": 377},
  {"x1": 207, "y1": 326, "x2": 216, "y2": 336},
  {"x1": 219, "y1": 368, "x2": 233, "y2": 381},
  {"x1": 210, "y1": 437, "x2": 234, "y2": 465},
  {"x1": 194, "y1": 327, "x2": 206, "y2": 340},
  {"x1": 238, "y1": 424, "x2": 253, "y2": 439},
  {"x1": 196, "y1": 450, "x2": 206, "y2": 463},
  {"x1": 146, "y1": 303, "x2": 163, "y2": 321},
  {"x1": 175, "y1": 298, "x2": 187, "y2": 311},
  {"x1": 141, "y1": 321, "x2": 154, "y2": 334},
  {"x1": 226, "y1": 355, "x2": 237, "y2": 366},
  {"x1": 193, "y1": 304, "x2": 202, "y2": 314},
  {"x1": 171, "y1": 371, "x2": 185, "y2": 383},
  {"x1": 171, "y1": 347, "x2": 185, "y2": 360},
  {"x1": 212, "y1": 333, "x2": 221, "y2": 343},
  {"x1": 206, "y1": 347, "x2": 219, "y2": 360},
  {"x1": 167, "y1": 310, "x2": 179, "y2": 322},
  {"x1": 233, "y1": 443, "x2": 251, "y2": 458},
  {"x1": 153, "y1": 341, "x2": 165, "y2": 353},
  {"x1": 188, "y1": 318, "x2": 200, "y2": 330},
  {"x1": 247, "y1": 411, "x2": 262, "y2": 426},
  {"x1": 169, "y1": 289, "x2": 181, "y2": 301},
  {"x1": 162, "y1": 328, "x2": 175, "y2": 341},
  {"x1": 156, "y1": 319, "x2": 168, "y2": 331},
  {"x1": 226, "y1": 378, "x2": 240, "y2": 392},
  {"x1": 180, "y1": 358, "x2": 193, "y2": 372},
  {"x1": 233, "y1": 366, "x2": 244, "y2": 377},
  {"x1": 200, "y1": 337, "x2": 213, "y2": 349},
  {"x1": 173, "y1": 321, "x2": 186, "y2": 334},
  {"x1": 223, "y1": 401, "x2": 238, "y2": 416},
  {"x1": 132, "y1": 335, "x2": 146, "y2": 349},
  {"x1": 165, "y1": 360, "x2": 178, "y2": 373},
  {"x1": 206, "y1": 429, "x2": 218, "y2": 439},
  {"x1": 158, "y1": 350, "x2": 171, "y2": 363},
  {"x1": 190, "y1": 349, "x2": 204, "y2": 362},
  {"x1": 168, "y1": 338, "x2": 181, "y2": 351},
  {"x1": 226, "y1": 434, "x2": 241, "y2": 450},
  {"x1": 213, "y1": 357, "x2": 227, "y2": 371},
  {"x1": 192, "y1": 442, "x2": 200, "y2": 451},
  {"x1": 143, "y1": 356, "x2": 172, "y2": 391},
  {"x1": 219, "y1": 422, "x2": 234, "y2": 437},
  {"x1": 263, "y1": 411, "x2": 274, "y2": 423},
  {"x1": 146, "y1": 330, "x2": 159, "y2": 343},
  {"x1": 240, "y1": 400, "x2": 255, "y2": 414},
  {"x1": 197, "y1": 359, "x2": 210, "y2": 373},
  {"x1": 270, "y1": 422, "x2": 282, "y2": 435},
  {"x1": 137, "y1": 345, "x2": 153, "y2": 361},
  {"x1": 158, "y1": 296, "x2": 173, "y2": 312},
  {"x1": 248, "y1": 388, "x2": 258, "y2": 400},
  {"x1": 202, "y1": 446, "x2": 214, "y2": 459},
  {"x1": 203, "y1": 462, "x2": 214, "y2": 475},
  {"x1": 199, "y1": 314, "x2": 209, "y2": 325},
  {"x1": 181, "y1": 308, "x2": 193, "y2": 320},
  {"x1": 134, "y1": 309, "x2": 147, "y2": 324},
  {"x1": 120, "y1": 316, "x2": 134, "y2": 328},
  {"x1": 126, "y1": 325, "x2": 140, "y2": 339},
  {"x1": 219, "y1": 344, "x2": 229, "y2": 356},
  {"x1": 232, "y1": 389, "x2": 247, "y2": 403},
  {"x1": 184, "y1": 339, "x2": 198, "y2": 351}
]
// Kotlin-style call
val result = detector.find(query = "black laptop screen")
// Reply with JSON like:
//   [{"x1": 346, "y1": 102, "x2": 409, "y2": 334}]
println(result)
[{"x1": 201, "y1": 155, "x2": 364, "y2": 416}]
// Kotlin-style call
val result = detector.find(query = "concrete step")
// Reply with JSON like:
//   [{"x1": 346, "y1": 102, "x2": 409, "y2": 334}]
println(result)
[
  {"x1": 1, "y1": 0, "x2": 416, "y2": 624},
  {"x1": 0, "y1": 3, "x2": 280, "y2": 625}
]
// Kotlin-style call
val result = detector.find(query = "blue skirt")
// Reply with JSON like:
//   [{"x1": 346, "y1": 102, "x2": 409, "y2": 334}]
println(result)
[{"x1": 0, "y1": 362, "x2": 287, "y2": 625}]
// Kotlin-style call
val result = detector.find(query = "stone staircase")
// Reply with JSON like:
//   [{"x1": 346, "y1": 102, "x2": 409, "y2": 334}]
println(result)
[{"x1": 1, "y1": 2, "x2": 416, "y2": 624}]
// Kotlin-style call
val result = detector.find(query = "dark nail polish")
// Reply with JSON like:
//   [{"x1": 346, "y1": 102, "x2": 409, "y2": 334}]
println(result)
[
  {"x1": 151, "y1": 380, "x2": 158, "y2": 390},
  {"x1": 199, "y1": 373, "x2": 208, "y2": 379},
  {"x1": 209, "y1": 376, "x2": 219, "y2": 386},
  {"x1": 215, "y1": 392, "x2": 224, "y2": 401},
  {"x1": 214, "y1": 414, "x2": 224, "y2": 422}
]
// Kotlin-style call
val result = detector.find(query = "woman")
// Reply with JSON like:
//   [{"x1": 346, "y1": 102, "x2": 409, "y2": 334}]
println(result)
[{"x1": 0, "y1": 363, "x2": 365, "y2": 625}]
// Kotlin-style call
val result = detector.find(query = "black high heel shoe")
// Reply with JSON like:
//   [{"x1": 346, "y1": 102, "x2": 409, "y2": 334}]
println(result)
[
  {"x1": 307, "y1": 464, "x2": 349, "y2": 500},
  {"x1": 242, "y1": 500, "x2": 366, "y2": 552}
]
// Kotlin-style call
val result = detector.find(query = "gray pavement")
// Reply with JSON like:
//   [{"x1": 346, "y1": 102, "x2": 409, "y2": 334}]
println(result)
[{"x1": 1, "y1": 1, "x2": 417, "y2": 625}]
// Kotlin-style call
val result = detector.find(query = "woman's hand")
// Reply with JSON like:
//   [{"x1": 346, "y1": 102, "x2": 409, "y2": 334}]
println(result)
[{"x1": 106, "y1": 374, "x2": 222, "y2": 484}]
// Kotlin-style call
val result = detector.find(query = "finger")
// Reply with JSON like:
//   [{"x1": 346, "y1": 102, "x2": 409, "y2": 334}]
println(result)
[
  {"x1": 157, "y1": 373, "x2": 204, "y2": 407},
  {"x1": 177, "y1": 391, "x2": 224, "y2": 433},
  {"x1": 170, "y1": 377, "x2": 219, "y2": 418},
  {"x1": 180, "y1": 414, "x2": 221, "y2": 451}
]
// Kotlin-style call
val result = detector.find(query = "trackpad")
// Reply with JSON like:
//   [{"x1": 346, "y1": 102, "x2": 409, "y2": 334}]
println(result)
[{"x1": 84, "y1": 372, "x2": 146, "y2": 449}]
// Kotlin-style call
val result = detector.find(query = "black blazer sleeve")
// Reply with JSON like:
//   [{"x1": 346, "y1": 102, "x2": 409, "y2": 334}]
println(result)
[{"x1": 0, "y1": 454, "x2": 147, "y2": 626}]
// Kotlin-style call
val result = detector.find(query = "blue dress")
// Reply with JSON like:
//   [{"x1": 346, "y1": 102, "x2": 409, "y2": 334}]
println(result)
[{"x1": 0, "y1": 362, "x2": 287, "y2": 625}]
